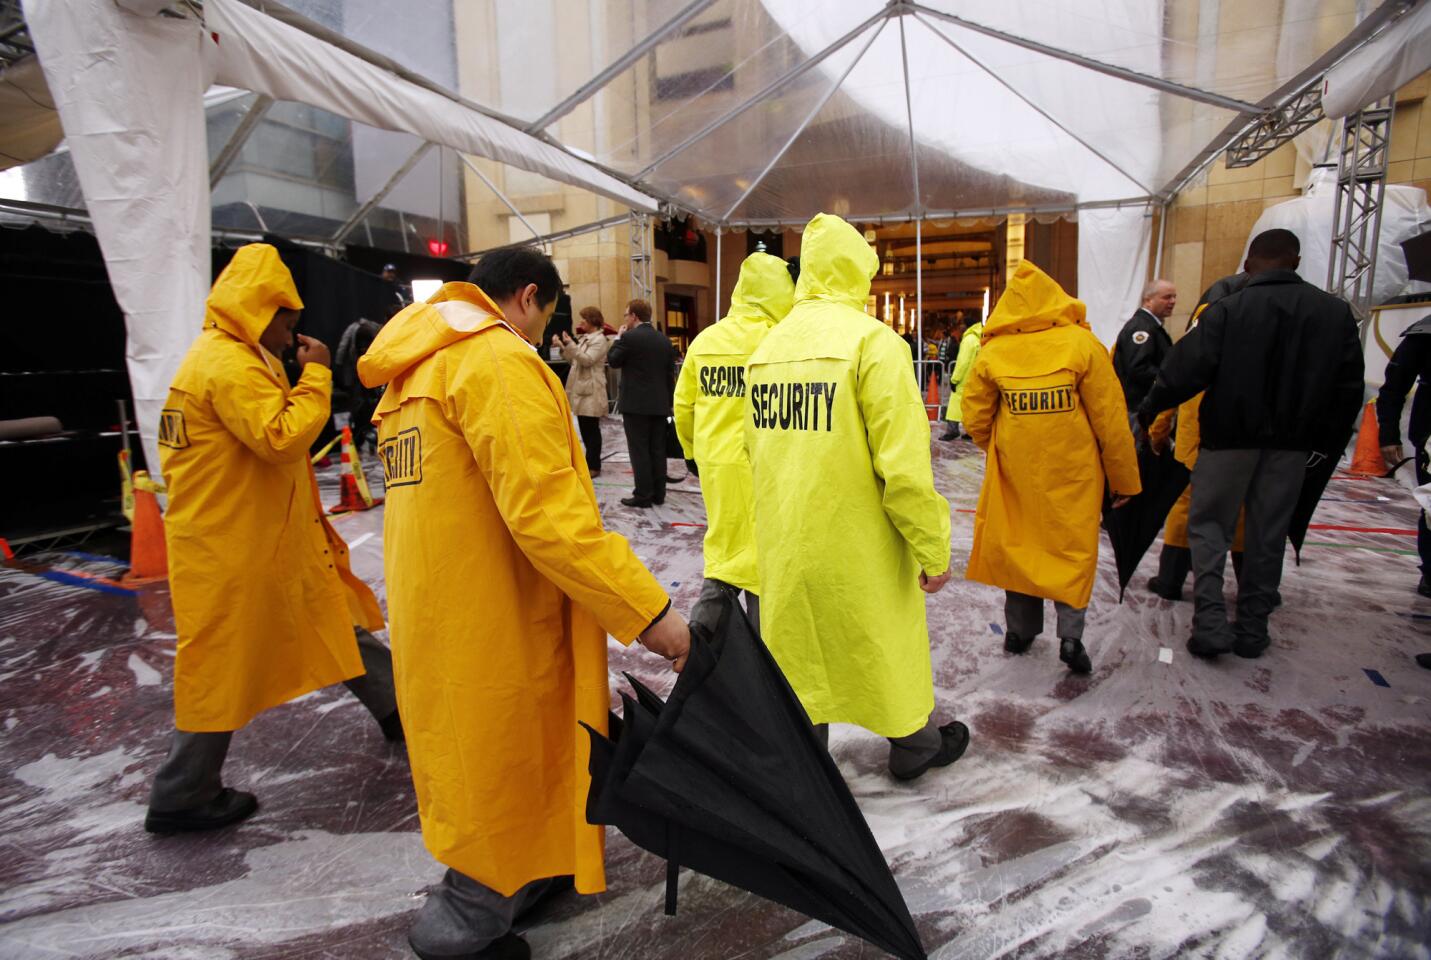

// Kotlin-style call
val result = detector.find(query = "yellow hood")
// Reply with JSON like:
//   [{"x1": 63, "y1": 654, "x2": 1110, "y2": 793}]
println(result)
[
  {"x1": 728, "y1": 252, "x2": 795, "y2": 325},
  {"x1": 983, "y1": 261, "x2": 1088, "y2": 340},
  {"x1": 358, "y1": 281, "x2": 506, "y2": 388},
  {"x1": 793, "y1": 213, "x2": 879, "y2": 309},
  {"x1": 205, "y1": 243, "x2": 304, "y2": 347}
]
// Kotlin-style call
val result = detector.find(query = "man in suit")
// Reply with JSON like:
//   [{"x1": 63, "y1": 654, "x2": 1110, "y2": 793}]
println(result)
[
  {"x1": 1112, "y1": 278, "x2": 1176, "y2": 413},
  {"x1": 608, "y1": 298, "x2": 677, "y2": 508}
]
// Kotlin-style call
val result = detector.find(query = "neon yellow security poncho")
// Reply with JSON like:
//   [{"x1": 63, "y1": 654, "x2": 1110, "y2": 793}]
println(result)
[
  {"x1": 943, "y1": 322, "x2": 984, "y2": 423},
  {"x1": 745, "y1": 214, "x2": 951, "y2": 738},
  {"x1": 674, "y1": 252, "x2": 794, "y2": 593}
]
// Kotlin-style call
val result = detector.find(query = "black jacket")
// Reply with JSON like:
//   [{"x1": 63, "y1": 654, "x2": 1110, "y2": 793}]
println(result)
[
  {"x1": 1376, "y1": 316, "x2": 1431, "y2": 448},
  {"x1": 1141, "y1": 269, "x2": 1364, "y2": 455},
  {"x1": 1112, "y1": 308, "x2": 1173, "y2": 410},
  {"x1": 607, "y1": 321, "x2": 676, "y2": 416}
]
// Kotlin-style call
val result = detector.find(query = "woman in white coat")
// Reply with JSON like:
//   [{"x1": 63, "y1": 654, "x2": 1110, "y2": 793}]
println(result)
[{"x1": 556, "y1": 306, "x2": 612, "y2": 474}]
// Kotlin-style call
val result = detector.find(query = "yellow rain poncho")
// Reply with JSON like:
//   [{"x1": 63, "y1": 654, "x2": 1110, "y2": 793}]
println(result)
[
  {"x1": 358, "y1": 282, "x2": 669, "y2": 898},
  {"x1": 161, "y1": 243, "x2": 382, "y2": 733},
  {"x1": 943, "y1": 321, "x2": 984, "y2": 423},
  {"x1": 674, "y1": 252, "x2": 794, "y2": 593},
  {"x1": 744, "y1": 214, "x2": 951, "y2": 739},
  {"x1": 962, "y1": 261, "x2": 1141, "y2": 609}
]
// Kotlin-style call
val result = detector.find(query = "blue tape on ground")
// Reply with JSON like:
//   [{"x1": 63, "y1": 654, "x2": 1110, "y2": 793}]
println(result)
[
  {"x1": 37, "y1": 570, "x2": 136, "y2": 597},
  {"x1": 1363, "y1": 668, "x2": 1390, "y2": 688},
  {"x1": 990, "y1": 623, "x2": 1004, "y2": 635}
]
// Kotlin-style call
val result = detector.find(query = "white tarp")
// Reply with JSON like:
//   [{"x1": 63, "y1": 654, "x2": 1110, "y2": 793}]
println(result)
[
  {"x1": 22, "y1": 0, "x2": 212, "y2": 475},
  {"x1": 1322, "y1": 0, "x2": 1431, "y2": 119},
  {"x1": 201, "y1": 0, "x2": 657, "y2": 214},
  {"x1": 1077, "y1": 205, "x2": 1155, "y2": 346}
]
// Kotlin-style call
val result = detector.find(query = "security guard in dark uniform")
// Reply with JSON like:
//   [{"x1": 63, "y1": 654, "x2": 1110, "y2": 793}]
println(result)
[{"x1": 1111, "y1": 278, "x2": 1176, "y2": 414}]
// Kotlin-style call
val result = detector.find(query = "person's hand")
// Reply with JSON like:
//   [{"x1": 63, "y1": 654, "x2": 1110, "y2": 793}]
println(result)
[
  {"x1": 639, "y1": 608, "x2": 691, "y2": 673},
  {"x1": 920, "y1": 570, "x2": 953, "y2": 594},
  {"x1": 1111, "y1": 495, "x2": 1133, "y2": 509},
  {"x1": 1382, "y1": 444, "x2": 1404, "y2": 467},
  {"x1": 561, "y1": 331, "x2": 574, "y2": 344},
  {"x1": 295, "y1": 334, "x2": 331, "y2": 369}
]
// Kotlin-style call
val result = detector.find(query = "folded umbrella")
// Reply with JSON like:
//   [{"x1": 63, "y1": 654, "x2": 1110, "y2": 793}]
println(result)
[
  {"x1": 1288, "y1": 424, "x2": 1359, "y2": 563},
  {"x1": 1102, "y1": 443, "x2": 1191, "y2": 601},
  {"x1": 582, "y1": 591, "x2": 927, "y2": 960}
]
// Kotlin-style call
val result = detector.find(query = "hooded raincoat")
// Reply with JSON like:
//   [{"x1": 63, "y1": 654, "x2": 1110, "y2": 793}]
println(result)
[
  {"x1": 357, "y1": 282, "x2": 669, "y2": 898},
  {"x1": 161, "y1": 243, "x2": 382, "y2": 733},
  {"x1": 744, "y1": 215, "x2": 951, "y2": 739},
  {"x1": 962, "y1": 262, "x2": 1141, "y2": 609},
  {"x1": 674, "y1": 252, "x2": 795, "y2": 593},
  {"x1": 943, "y1": 322, "x2": 984, "y2": 423}
]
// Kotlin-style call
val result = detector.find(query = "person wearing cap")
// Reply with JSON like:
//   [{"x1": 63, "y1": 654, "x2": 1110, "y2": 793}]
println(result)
[{"x1": 144, "y1": 243, "x2": 401, "y2": 835}]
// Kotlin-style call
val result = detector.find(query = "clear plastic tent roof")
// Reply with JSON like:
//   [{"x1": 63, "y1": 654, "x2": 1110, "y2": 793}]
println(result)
[{"x1": 0, "y1": 0, "x2": 1393, "y2": 247}]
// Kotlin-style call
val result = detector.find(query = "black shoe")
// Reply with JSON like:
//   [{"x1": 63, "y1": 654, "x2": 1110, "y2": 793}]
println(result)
[
  {"x1": 1233, "y1": 637, "x2": 1268, "y2": 659},
  {"x1": 939, "y1": 427, "x2": 959, "y2": 441},
  {"x1": 665, "y1": 474, "x2": 683, "y2": 484},
  {"x1": 892, "y1": 721, "x2": 970, "y2": 782},
  {"x1": 1419, "y1": 578, "x2": 1431, "y2": 599},
  {"x1": 1186, "y1": 634, "x2": 1231, "y2": 659},
  {"x1": 652, "y1": 497, "x2": 665, "y2": 506},
  {"x1": 1417, "y1": 653, "x2": 1431, "y2": 669},
  {"x1": 409, "y1": 931, "x2": 530, "y2": 960},
  {"x1": 1003, "y1": 631, "x2": 1034, "y2": 654},
  {"x1": 379, "y1": 709, "x2": 405, "y2": 742},
  {"x1": 1147, "y1": 576, "x2": 1182, "y2": 601},
  {"x1": 145, "y1": 788, "x2": 258, "y2": 834},
  {"x1": 620, "y1": 497, "x2": 653, "y2": 508},
  {"x1": 1059, "y1": 638, "x2": 1092, "y2": 674}
]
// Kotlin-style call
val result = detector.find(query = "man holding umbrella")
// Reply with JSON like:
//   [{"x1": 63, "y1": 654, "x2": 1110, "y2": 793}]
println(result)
[
  {"x1": 359, "y1": 248, "x2": 690, "y2": 960},
  {"x1": 745, "y1": 212, "x2": 969, "y2": 781},
  {"x1": 1138, "y1": 229, "x2": 1363, "y2": 660},
  {"x1": 961, "y1": 261, "x2": 1140, "y2": 674}
]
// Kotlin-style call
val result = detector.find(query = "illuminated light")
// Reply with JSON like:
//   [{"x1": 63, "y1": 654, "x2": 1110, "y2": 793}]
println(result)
[{"x1": 428, "y1": 239, "x2": 450, "y2": 256}]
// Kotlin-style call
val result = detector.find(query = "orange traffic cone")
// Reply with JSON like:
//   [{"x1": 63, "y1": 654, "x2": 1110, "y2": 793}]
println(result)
[
  {"x1": 330, "y1": 426, "x2": 384, "y2": 514},
  {"x1": 925, "y1": 371, "x2": 940, "y2": 421},
  {"x1": 1348, "y1": 401, "x2": 1388, "y2": 476},
  {"x1": 124, "y1": 470, "x2": 168, "y2": 582}
]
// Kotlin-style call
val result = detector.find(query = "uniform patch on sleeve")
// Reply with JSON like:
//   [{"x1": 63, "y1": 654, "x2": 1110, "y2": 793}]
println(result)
[
  {"x1": 157, "y1": 409, "x2": 189, "y2": 449},
  {"x1": 1132, "y1": 331, "x2": 1150, "y2": 345},
  {"x1": 378, "y1": 427, "x2": 423, "y2": 487}
]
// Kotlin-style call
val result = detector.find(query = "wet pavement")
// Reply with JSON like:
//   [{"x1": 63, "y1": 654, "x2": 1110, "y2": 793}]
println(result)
[{"x1": 1, "y1": 420, "x2": 1428, "y2": 958}]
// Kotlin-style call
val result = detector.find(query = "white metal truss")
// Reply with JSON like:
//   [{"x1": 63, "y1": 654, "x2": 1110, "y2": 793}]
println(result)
[
  {"x1": 1224, "y1": 85, "x2": 1325, "y2": 169},
  {"x1": 629, "y1": 212, "x2": 654, "y2": 303},
  {"x1": 1328, "y1": 97, "x2": 1394, "y2": 320}
]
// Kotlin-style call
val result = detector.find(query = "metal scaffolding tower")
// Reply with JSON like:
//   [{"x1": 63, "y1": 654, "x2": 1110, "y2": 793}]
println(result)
[
  {"x1": 629, "y1": 212, "x2": 654, "y2": 303},
  {"x1": 1224, "y1": 85, "x2": 1325, "y2": 169},
  {"x1": 1327, "y1": 97, "x2": 1394, "y2": 320}
]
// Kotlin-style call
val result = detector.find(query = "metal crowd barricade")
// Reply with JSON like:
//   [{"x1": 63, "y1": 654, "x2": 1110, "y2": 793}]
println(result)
[{"x1": 912, "y1": 359, "x2": 952, "y2": 419}]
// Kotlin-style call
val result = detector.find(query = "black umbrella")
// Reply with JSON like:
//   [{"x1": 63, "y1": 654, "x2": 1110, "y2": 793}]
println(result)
[
  {"x1": 1103, "y1": 443, "x2": 1191, "y2": 601},
  {"x1": 1287, "y1": 424, "x2": 1361, "y2": 563},
  {"x1": 582, "y1": 594, "x2": 927, "y2": 960}
]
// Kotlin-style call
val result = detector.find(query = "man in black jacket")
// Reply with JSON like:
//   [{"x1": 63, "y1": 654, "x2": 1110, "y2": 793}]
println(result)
[
  {"x1": 607, "y1": 298, "x2": 677, "y2": 508},
  {"x1": 1139, "y1": 229, "x2": 1364, "y2": 660},
  {"x1": 1377, "y1": 316, "x2": 1431, "y2": 594},
  {"x1": 1113, "y1": 278, "x2": 1177, "y2": 413}
]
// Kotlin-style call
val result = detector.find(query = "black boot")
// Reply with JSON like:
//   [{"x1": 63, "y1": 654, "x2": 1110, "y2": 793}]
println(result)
[
  {"x1": 1148, "y1": 546, "x2": 1191, "y2": 601},
  {"x1": 940, "y1": 424, "x2": 960, "y2": 441},
  {"x1": 145, "y1": 788, "x2": 258, "y2": 834},
  {"x1": 1003, "y1": 631, "x2": 1034, "y2": 654},
  {"x1": 1418, "y1": 577, "x2": 1431, "y2": 598},
  {"x1": 1059, "y1": 638, "x2": 1092, "y2": 674}
]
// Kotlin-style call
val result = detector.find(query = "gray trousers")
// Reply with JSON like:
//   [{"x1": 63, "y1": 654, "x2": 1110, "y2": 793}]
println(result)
[
  {"x1": 1004, "y1": 591, "x2": 1086, "y2": 640},
  {"x1": 149, "y1": 627, "x2": 398, "y2": 811},
  {"x1": 1188, "y1": 448, "x2": 1305, "y2": 649},
  {"x1": 411, "y1": 871, "x2": 564, "y2": 955},
  {"x1": 689, "y1": 578, "x2": 760, "y2": 637},
  {"x1": 813, "y1": 716, "x2": 943, "y2": 778}
]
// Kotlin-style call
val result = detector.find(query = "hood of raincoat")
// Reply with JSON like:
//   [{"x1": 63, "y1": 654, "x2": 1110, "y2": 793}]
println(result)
[
  {"x1": 793, "y1": 213, "x2": 879, "y2": 309},
  {"x1": 728, "y1": 252, "x2": 796, "y2": 325},
  {"x1": 358, "y1": 281, "x2": 507, "y2": 388},
  {"x1": 983, "y1": 261, "x2": 1088, "y2": 341},
  {"x1": 205, "y1": 243, "x2": 304, "y2": 347}
]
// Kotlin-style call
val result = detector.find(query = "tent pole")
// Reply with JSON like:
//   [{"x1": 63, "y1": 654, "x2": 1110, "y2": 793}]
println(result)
[
  {"x1": 635, "y1": 8, "x2": 888, "y2": 179},
  {"x1": 1153, "y1": 200, "x2": 1169, "y2": 278},
  {"x1": 720, "y1": 20, "x2": 886, "y2": 222},
  {"x1": 897, "y1": 14, "x2": 923, "y2": 363},
  {"x1": 460, "y1": 154, "x2": 544, "y2": 241},
  {"x1": 715, "y1": 225, "x2": 723, "y2": 321},
  {"x1": 916, "y1": 217, "x2": 924, "y2": 363},
  {"x1": 527, "y1": 0, "x2": 718, "y2": 133},
  {"x1": 209, "y1": 95, "x2": 273, "y2": 187},
  {"x1": 333, "y1": 141, "x2": 433, "y2": 245},
  {"x1": 909, "y1": 2, "x2": 1260, "y2": 113},
  {"x1": 918, "y1": 15, "x2": 1155, "y2": 195}
]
